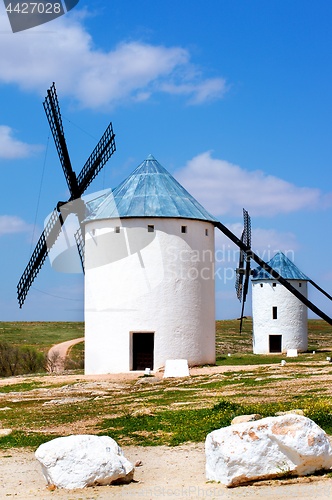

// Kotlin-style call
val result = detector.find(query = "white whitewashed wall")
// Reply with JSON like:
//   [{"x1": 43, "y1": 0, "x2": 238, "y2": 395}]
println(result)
[
  {"x1": 84, "y1": 217, "x2": 216, "y2": 374},
  {"x1": 252, "y1": 280, "x2": 308, "y2": 354}
]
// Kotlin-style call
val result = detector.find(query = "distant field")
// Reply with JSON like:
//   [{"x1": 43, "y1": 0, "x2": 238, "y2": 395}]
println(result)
[{"x1": 0, "y1": 319, "x2": 331, "y2": 357}]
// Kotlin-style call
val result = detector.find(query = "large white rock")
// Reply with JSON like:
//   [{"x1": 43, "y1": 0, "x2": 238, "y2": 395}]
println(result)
[
  {"x1": 205, "y1": 414, "x2": 332, "y2": 487},
  {"x1": 35, "y1": 435, "x2": 134, "y2": 489}
]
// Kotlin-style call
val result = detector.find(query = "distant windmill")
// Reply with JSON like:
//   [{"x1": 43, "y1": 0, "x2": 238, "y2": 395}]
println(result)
[
  {"x1": 17, "y1": 83, "x2": 116, "y2": 307},
  {"x1": 231, "y1": 209, "x2": 332, "y2": 332}
]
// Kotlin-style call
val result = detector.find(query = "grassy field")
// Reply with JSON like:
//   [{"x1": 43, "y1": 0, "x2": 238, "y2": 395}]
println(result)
[
  {"x1": 0, "y1": 319, "x2": 331, "y2": 449},
  {"x1": 1, "y1": 317, "x2": 331, "y2": 358},
  {"x1": 0, "y1": 322, "x2": 83, "y2": 353}
]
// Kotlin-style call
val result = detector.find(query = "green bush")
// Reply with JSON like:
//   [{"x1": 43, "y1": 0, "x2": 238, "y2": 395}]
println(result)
[{"x1": 0, "y1": 342, "x2": 46, "y2": 377}]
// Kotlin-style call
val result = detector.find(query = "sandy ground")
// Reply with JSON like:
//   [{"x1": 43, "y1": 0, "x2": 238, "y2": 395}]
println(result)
[
  {"x1": 0, "y1": 444, "x2": 332, "y2": 500},
  {"x1": 1, "y1": 349, "x2": 332, "y2": 499}
]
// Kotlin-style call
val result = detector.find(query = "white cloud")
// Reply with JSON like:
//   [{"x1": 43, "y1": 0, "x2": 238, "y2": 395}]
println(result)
[
  {"x1": 160, "y1": 77, "x2": 227, "y2": 104},
  {"x1": 0, "y1": 215, "x2": 33, "y2": 236},
  {"x1": 0, "y1": 11, "x2": 227, "y2": 109},
  {"x1": 0, "y1": 125, "x2": 42, "y2": 159},
  {"x1": 175, "y1": 151, "x2": 330, "y2": 217}
]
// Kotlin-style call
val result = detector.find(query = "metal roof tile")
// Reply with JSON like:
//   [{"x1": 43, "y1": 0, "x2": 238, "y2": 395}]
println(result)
[
  {"x1": 85, "y1": 155, "x2": 218, "y2": 223},
  {"x1": 252, "y1": 251, "x2": 310, "y2": 280}
]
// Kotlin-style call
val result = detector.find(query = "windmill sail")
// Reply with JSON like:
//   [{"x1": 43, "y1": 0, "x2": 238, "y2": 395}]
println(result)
[
  {"x1": 17, "y1": 210, "x2": 62, "y2": 307},
  {"x1": 77, "y1": 122, "x2": 116, "y2": 194},
  {"x1": 43, "y1": 82, "x2": 79, "y2": 198},
  {"x1": 235, "y1": 209, "x2": 252, "y2": 332},
  {"x1": 17, "y1": 83, "x2": 116, "y2": 307}
]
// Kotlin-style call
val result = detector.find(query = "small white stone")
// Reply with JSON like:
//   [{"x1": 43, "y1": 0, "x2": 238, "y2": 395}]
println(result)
[
  {"x1": 287, "y1": 349, "x2": 298, "y2": 357},
  {"x1": 163, "y1": 359, "x2": 189, "y2": 378},
  {"x1": 231, "y1": 414, "x2": 262, "y2": 425},
  {"x1": 0, "y1": 429, "x2": 12, "y2": 437}
]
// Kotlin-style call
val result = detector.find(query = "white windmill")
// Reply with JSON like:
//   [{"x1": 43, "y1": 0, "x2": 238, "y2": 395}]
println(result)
[
  {"x1": 251, "y1": 252, "x2": 310, "y2": 354},
  {"x1": 83, "y1": 155, "x2": 217, "y2": 373}
]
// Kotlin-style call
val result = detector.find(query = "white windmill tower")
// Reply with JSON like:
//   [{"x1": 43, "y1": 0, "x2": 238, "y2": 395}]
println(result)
[
  {"x1": 251, "y1": 252, "x2": 309, "y2": 354},
  {"x1": 234, "y1": 210, "x2": 332, "y2": 354},
  {"x1": 83, "y1": 155, "x2": 218, "y2": 374}
]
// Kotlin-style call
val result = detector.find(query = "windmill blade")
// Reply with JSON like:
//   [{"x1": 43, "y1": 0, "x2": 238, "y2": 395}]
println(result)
[
  {"x1": 309, "y1": 279, "x2": 332, "y2": 301},
  {"x1": 238, "y1": 209, "x2": 252, "y2": 331},
  {"x1": 76, "y1": 122, "x2": 116, "y2": 195},
  {"x1": 235, "y1": 242, "x2": 245, "y2": 301},
  {"x1": 236, "y1": 209, "x2": 252, "y2": 302},
  {"x1": 215, "y1": 220, "x2": 332, "y2": 325},
  {"x1": 17, "y1": 209, "x2": 63, "y2": 308},
  {"x1": 74, "y1": 227, "x2": 85, "y2": 273},
  {"x1": 239, "y1": 256, "x2": 251, "y2": 333},
  {"x1": 243, "y1": 208, "x2": 251, "y2": 248},
  {"x1": 43, "y1": 83, "x2": 79, "y2": 198}
]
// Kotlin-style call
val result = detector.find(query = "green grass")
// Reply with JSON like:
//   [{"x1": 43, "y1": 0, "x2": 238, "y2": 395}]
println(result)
[
  {"x1": 99, "y1": 398, "x2": 332, "y2": 446},
  {"x1": 216, "y1": 352, "x2": 330, "y2": 365},
  {"x1": 0, "y1": 431, "x2": 59, "y2": 450},
  {"x1": 0, "y1": 381, "x2": 43, "y2": 393}
]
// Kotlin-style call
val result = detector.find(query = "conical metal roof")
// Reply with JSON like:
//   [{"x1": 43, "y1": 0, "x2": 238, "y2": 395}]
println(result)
[
  {"x1": 85, "y1": 154, "x2": 218, "y2": 223},
  {"x1": 252, "y1": 251, "x2": 310, "y2": 280}
]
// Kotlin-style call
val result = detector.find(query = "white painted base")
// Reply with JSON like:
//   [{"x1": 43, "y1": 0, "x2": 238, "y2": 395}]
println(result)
[
  {"x1": 252, "y1": 280, "x2": 308, "y2": 354},
  {"x1": 84, "y1": 217, "x2": 216, "y2": 374}
]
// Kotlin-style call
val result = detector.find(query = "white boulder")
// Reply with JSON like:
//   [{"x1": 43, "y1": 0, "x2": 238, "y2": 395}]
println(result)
[
  {"x1": 35, "y1": 435, "x2": 134, "y2": 489},
  {"x1": 205, "y1": 414, "x2": 332, "y2": 487}
]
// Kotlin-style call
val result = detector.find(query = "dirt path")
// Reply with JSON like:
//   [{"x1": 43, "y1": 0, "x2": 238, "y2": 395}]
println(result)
[{"x1": 46, "y1": 337, "x2": 84, "y2": 373}]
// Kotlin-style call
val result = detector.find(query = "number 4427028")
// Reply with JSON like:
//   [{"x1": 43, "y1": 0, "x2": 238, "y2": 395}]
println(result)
[{"x1": 5, "y1": 3, "x2": 62, "y2": 14}]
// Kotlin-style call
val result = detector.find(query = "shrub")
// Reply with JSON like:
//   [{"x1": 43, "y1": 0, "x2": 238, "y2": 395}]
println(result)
[{"x1": 0, "y1": 342, "x2": 46, "y2": 377}]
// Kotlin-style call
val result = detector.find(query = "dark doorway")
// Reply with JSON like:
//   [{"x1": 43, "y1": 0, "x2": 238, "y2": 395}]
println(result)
[
  {"x1": 269, "y1": 335, "x2": 282, "y2": 353},
  {"x1": 132, "y1": 332, "x2": 154, "y2": 370}
]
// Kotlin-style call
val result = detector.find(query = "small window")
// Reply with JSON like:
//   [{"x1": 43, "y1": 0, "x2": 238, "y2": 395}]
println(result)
[
  {"x1": 272, "y1": 306, "x2": 278, "y2": 319},
  {"x1": 272, "y1": 283, "x2": 277, "y2": 287},
  {"x1": 260, "y1": 283, "x2": 263, "y2": 288},
  {"x1": 181, "y1": 225, "x2": 187, "y2": 234},
  {"x1": 115, "y1": 226, "x2": 120, "y2": 233},
  {"x1": 299, "y1": 283, "x2": 302, "y2": 288},
  {"x1": 205, "y1": 228, "x2": 209, "y2": 236},
  {"x1": 148, "y1": 224, "x2": 155, "y2": 233}
]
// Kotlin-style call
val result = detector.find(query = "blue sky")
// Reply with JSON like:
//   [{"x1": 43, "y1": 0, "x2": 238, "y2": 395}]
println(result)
[{"x1": 0, "y1": 0, "x2": 331, "y2": 322}]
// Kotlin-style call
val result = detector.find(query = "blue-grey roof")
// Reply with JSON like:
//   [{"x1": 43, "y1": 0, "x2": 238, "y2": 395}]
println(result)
[
  {"x1": 85, "y1": 154, "x2": 218, "y2": 223},
  {"x1": 252, "y1": 251, "x2": 310, "y2": 281}
]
